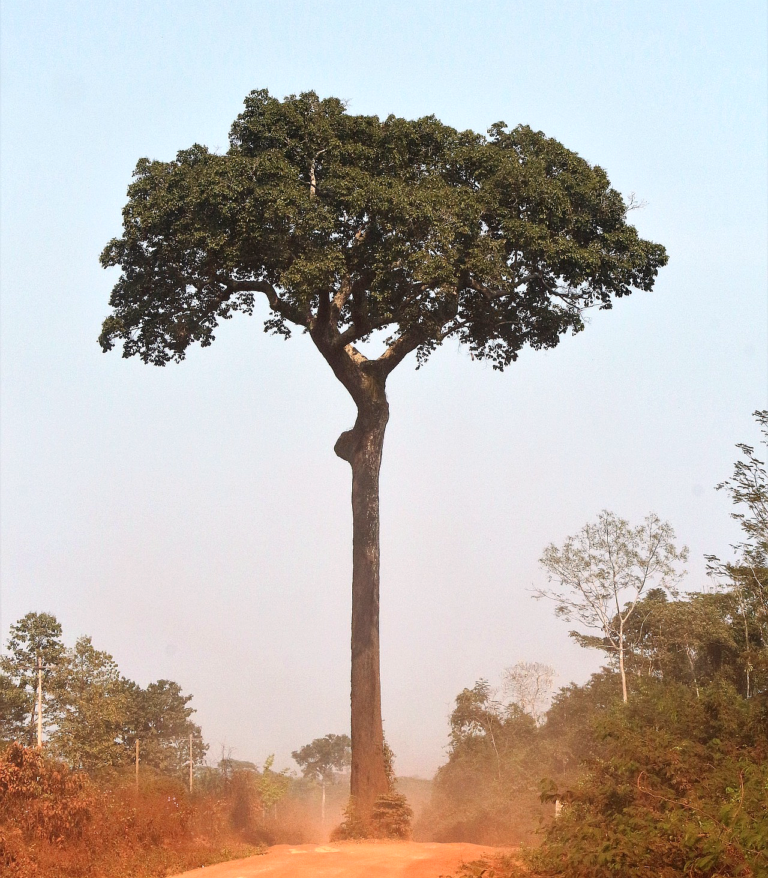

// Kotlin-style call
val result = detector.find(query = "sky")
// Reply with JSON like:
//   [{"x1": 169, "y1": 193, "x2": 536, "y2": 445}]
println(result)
[{"x1": 1, "y1": 1, "x2": 766, "y2": 777}]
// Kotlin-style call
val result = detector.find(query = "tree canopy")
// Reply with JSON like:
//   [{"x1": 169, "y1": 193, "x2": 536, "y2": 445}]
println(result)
[
  {"x1": 291, "y1": 733, "x2": 351, "y2": 783},
  {"x1": 99, "y1": 89, "x2": 667, "y2": 375}
]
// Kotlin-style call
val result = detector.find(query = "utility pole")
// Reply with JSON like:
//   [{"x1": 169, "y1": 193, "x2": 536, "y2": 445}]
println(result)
[
  {"x1": 36, "y1": 655, "x2": 43, "y2": 749},
  {"x1": 189, "y1": 732, "x2": 193, "y2": 793},
  {"x1": 135, "y1": 739, "x2": 140, "y2": 789}
]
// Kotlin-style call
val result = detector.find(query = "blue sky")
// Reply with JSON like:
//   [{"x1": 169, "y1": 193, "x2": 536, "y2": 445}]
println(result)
[{"x1": 1, "y1": 1, "x2": 766, "y2": 776}]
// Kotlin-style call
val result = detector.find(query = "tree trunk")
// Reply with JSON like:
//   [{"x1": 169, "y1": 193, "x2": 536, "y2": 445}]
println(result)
[
  {"x1": 334, "y1": 385, "x2": 391, "y2": 824},
  {"x1": 618, "y1": 641, "x2": 628, "y2": 703}
]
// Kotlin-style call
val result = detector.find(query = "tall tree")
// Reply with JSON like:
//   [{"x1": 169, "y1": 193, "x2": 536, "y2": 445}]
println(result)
[
  {"x1": 0, "y1": 613, "x2": 66, "y2": 746},
  {"x1": 99, "y1": 90, "x2": 667, "y2": 821},
  {"x1": 538, "y1": 511, "x2": 688, "y2": 702}
]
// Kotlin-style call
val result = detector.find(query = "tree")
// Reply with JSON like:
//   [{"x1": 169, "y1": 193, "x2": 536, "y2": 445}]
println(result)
[
  {"x1": 257, "y1": 755, "x2": 291, "y2": 823},
  {"x1": 99, "y1": 89, "x2": 667, "y2": 821},
  {"x1": 538, "y1": 511, "x2": 688, "y2": 702},
  {"x1": 621, "y1": 590, "x2": 741, "y2": 696},
  {"x1": 292, "y1": 733, "x2": 351, "y2": 824},
  {"x1": 707, "y1": 410, "x2": 768, "y2": 689},
  {"x1": 423, "y1": 678, "x2": 540, "y2": 844},
  {"x1": 52, "y1": 636, "x2": 133, "y2": 771},
  {"x1": 123, "y1": 679, "x2": 206, "y2": 777},
  {"x1": 0, "y1": 612, "x2": 65, "y2": 747},
  {"x1": 713, "y1": 410, "x2": 768, "y2": 570},
  {"x1": 502, "y1": 661, "x2": 555, "y2": 724}
]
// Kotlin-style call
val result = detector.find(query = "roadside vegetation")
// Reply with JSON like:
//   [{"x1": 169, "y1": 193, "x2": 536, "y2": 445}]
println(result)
[
  {"x1": 0, "y1": 611, "x2": 412, "y2": 875},
  {"x1": 3, "y1": 413, "x2": 766, "y2": 877},
  {"x1": 435, "y1": 411, "x2": 768, "y2": 877}
]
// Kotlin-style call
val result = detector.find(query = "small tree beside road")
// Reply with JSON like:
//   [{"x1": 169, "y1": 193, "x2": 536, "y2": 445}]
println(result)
[{"x1": 537, "y1": 511, "x2": 688, "y2": 702}]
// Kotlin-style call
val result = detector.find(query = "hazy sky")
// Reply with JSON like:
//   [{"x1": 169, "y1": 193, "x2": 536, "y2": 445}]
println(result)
[{"x1": 1, "y1": 1, "x2": 766, "y2": 777}]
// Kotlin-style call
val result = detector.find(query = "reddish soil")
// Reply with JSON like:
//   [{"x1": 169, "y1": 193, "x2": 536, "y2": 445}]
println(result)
[{"x1": 171, "y1": 841, "x2": 516, "y2": 877}]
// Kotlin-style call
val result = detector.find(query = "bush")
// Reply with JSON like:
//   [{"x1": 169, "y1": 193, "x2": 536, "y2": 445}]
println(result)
[
  {"x1": 371, "y1": 792, "x2": 413, "y2": 839},
  {"x1": 331, "y1": 791, "x2": 414, "y2": 840}
]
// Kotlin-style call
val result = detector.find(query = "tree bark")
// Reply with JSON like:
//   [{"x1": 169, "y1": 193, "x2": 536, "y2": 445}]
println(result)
[
  {"x1": 334, "y1": 382, "x2": 391, "y2": 823},
  {"x1": 618, "y1": 641, "x2": 628, "y2": 703}
]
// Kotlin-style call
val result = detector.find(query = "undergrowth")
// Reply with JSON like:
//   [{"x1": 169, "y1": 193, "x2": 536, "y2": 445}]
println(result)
[{"x1": 0, "y1": 742, "x2": 267, "y2": 877}]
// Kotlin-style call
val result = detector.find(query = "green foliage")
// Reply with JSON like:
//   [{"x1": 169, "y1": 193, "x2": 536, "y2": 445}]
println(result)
[
  {"x1": 331, "y1": 791, "x2": 414, "y2": 841},
  {"x1": 0, "y1": 612, "x2": 66, "y2": 746},
  {"x1": 330, "y1": 735, "x2": 413, "y2": 840},
  {"x1": 257, "y1": 754, "x2": 290, "y2": 812},
  {"x1": 1, "y1": 614, "x2": 205, "y2": 778},
  {"x1": 330, "y1": 797, "x2": 370, "y2": 840},
  {"x1": 291, "y1": 733, "x2": 351, "y2": 783},
  {"x1": 621, "y1": 589, "x2": 764, "y2": 697},
  {"x1": 0, "y1": 676, "x2": 27, "y2": 748},
  {"x1": 54, "y1": 637, "x2": 132, "y2": 770},
  {"x1": 370, "y1": 791, "x2": 413, "y2": 839},
  {"x1": 528, "y1": 680, "x2": 768, "y2": 877},
  {"x1": 100, "y1": 89, "x2": 666, "y2": 372},
  {"x1": 123, "y1": 679, "x2": 206, "y2": 777}
]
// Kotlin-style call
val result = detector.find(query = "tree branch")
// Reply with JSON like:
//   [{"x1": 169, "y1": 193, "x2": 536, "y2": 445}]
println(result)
[
  {"x1": 228, "y1": 279, "x2": 308, "y2": 328},
  {"x1": 376, "y1": 329, "x2": 423, "y2": 375}
]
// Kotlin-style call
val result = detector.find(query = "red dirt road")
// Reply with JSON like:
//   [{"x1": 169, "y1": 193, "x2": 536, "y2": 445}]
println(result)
[{"x1": 171, "y1": 841, "x2": 516, "y2": 877}]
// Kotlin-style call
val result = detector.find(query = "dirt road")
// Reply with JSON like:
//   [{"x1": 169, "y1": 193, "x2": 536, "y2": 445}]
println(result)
[{"x1": 171, "y1": 841, "x2": 515, "y2": 877}]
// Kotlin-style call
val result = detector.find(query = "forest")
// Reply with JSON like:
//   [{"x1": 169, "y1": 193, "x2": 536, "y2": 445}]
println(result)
[{"x1": 1, "y1": 410, "x2": 766, "y2": 877}]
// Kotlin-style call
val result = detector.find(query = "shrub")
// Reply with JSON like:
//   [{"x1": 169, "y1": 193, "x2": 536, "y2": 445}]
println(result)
[{"x1": 371, "y1": 792, "x2": 413, "y2": 839}]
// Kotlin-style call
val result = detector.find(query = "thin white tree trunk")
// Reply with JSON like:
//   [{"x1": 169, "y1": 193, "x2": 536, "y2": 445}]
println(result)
[
  {"x1": 321, "y1": 781, "x2": 326, "y2": 826},
  {"x1": 36, "y1": 658, "x2": 43, "y2": 749}
]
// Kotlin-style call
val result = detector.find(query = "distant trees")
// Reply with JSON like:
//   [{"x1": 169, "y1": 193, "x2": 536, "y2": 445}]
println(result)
[
  {"x1": 417, "y1": 677, "x2": 542, "y2": 844},
  {"x1": 537, "y1": 511, "x2": 688, "y2": 702},
  {"x1": 502, "y1": 661, "x2": 555, "y2": 724},
  {"x1": 123, "y1": 679, "x2": 206, "y2": 776},
  {"x1": 0, "y1": 613, "x2": 205, "y2": 777}
]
